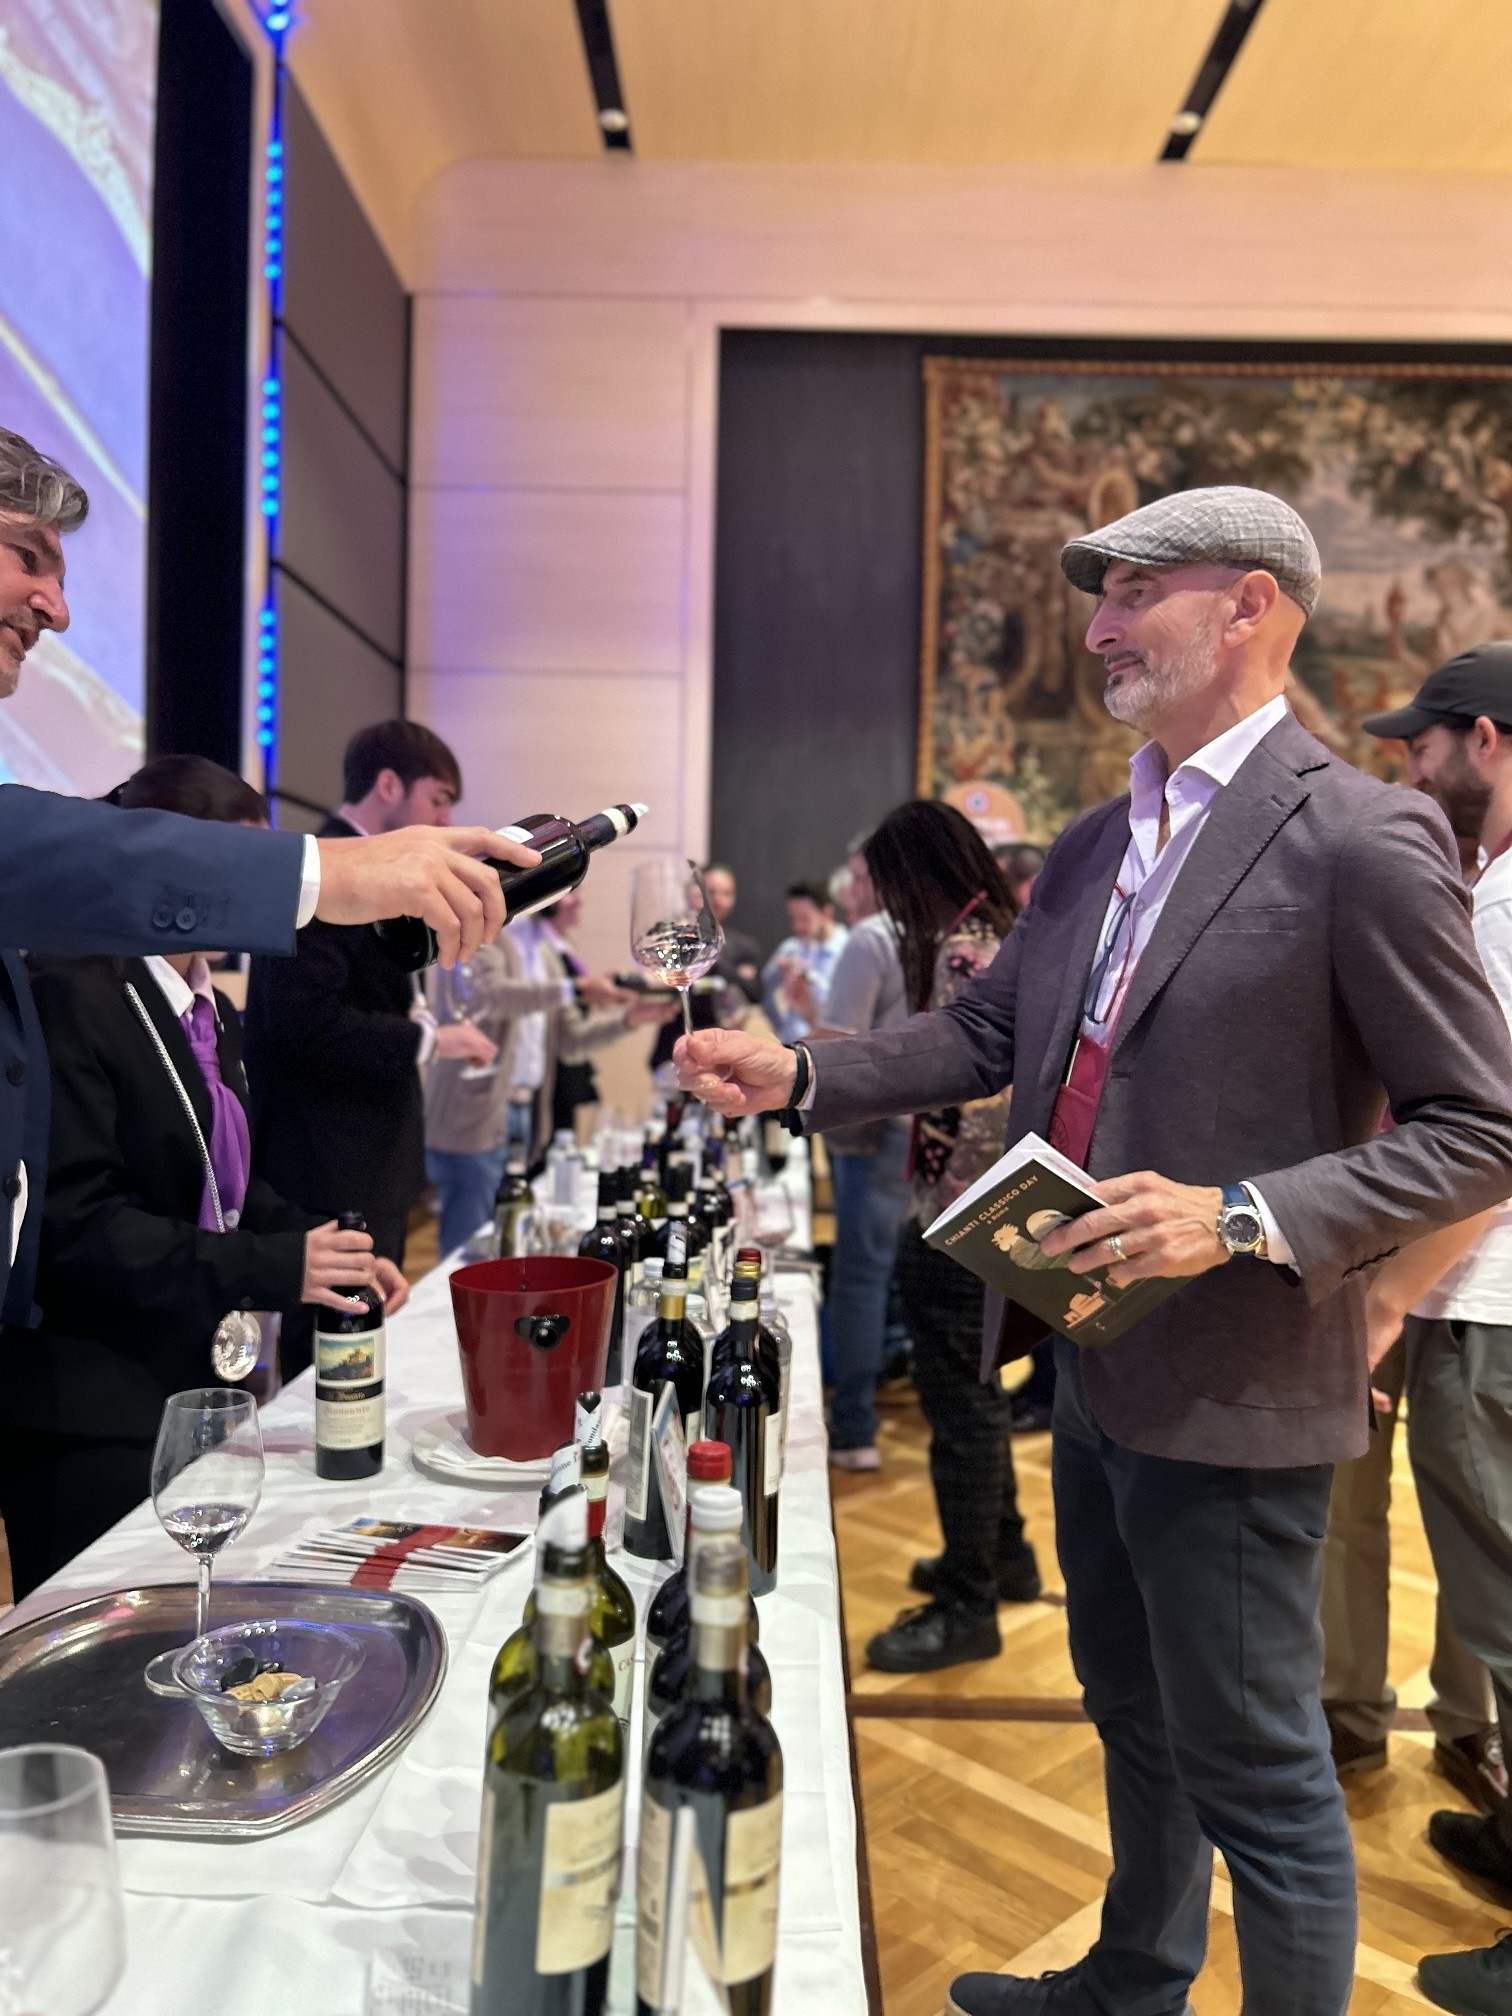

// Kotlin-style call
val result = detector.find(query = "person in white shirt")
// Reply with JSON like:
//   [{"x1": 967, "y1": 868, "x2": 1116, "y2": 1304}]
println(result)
[
  {"x1": 762, "y1": 881, "x2": 849, "y2": 1042},
  {"x1": 1361, "y1": 646, "x2": 1512, "y2": 2012}
]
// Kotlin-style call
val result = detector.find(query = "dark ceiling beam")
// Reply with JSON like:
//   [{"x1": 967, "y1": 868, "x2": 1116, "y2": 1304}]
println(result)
[
  {"x1": 1160, "y1": 0, "x2": 1267, "y2": 161},
  {"x1": 574, "y1": 0, "x2": 633, "y2": 152}
]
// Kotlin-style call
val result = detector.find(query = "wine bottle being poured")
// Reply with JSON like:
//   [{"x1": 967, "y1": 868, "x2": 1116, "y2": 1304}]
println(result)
[{"x1": 374, "y1": 802, "x2": 649, "y2": 972}]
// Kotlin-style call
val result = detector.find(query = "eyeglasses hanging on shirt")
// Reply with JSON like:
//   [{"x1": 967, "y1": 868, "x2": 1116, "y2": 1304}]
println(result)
[{"x1": 1082, "y1": 884, "x2": 1141, "y2": 1031}]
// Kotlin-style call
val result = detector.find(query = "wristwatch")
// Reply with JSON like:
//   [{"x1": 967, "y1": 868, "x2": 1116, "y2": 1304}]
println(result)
[{"x1": 1216, "y1": 1183, "x2": 1267, "y2": 1259}]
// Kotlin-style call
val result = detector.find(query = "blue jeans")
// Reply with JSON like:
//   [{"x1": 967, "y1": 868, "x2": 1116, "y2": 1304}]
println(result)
[
  {"x1": 826, "y1": 1126, "x2": 912, "y2": 1449},
  {"x1": 426, "y1": 1144, "x2": 510, "y2": 1259}
]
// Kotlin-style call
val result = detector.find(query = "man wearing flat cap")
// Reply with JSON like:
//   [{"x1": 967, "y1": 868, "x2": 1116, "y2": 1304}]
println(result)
[{"x1": 677, "y1": 485, "x2": 1512, "y2": 2016}]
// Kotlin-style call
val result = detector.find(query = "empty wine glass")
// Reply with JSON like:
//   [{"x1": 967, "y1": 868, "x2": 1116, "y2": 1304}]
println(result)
[
  {"x1": 630, "y1": 857, "x2": 724, "y2": 1037},
  {"x1": 0, "y1": 1745, "x2": 125, "y2": 2016},
  {"x1": 151, "y1": 1388, "x2": 264, "y2": 1643},
  {"x1": 432, "y1": 961, "x2": 498, "y2": 1081}
]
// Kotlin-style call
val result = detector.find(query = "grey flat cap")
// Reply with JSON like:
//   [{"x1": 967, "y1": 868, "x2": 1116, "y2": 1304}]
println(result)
[{"x1": 1060, "y1": 484, "x2": 1322, "y2": 618}]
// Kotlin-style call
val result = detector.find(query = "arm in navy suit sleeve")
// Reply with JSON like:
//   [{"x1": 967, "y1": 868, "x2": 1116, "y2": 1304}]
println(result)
[
  {"x1": 806, "y1": 920, "x2": 1023, "y2": 1133},
  {"x1": 0, "y1": 786, "x2": 303, "y2": 957}
]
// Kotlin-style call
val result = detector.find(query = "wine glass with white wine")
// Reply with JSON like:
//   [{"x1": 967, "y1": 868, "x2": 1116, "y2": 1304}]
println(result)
[
  {"x1": 151, "y1": 1388, "x2": 264, "y2": 1645},
  {"x1": 630, "y1": 856, "x2": 724, "y2": 1037}
]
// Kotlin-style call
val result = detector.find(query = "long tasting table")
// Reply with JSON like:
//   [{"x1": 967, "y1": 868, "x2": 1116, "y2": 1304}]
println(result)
[{"x1": 2, "y1": 1248, "x2": 866, "y2": 2015}]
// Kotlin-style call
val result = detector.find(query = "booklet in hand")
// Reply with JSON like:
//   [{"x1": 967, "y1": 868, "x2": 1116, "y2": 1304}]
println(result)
[{"x1": 922, "y1": 1131, "x2": 1184, "y2": 1346}]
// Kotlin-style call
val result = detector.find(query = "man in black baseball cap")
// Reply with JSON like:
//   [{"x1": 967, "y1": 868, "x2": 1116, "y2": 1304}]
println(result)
[
  {"x1": 1361, "y1": 639, "x2": 1512, "y2": 2011},
  {"x1": 1363, "y1": 642, "x2": 1512, "y2": 851}
]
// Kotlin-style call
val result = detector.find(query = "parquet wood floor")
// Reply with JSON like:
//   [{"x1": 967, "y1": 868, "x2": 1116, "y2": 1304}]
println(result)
[{"x1": 834, "y1": 1387, "x2": 1509, "y2": 2015}]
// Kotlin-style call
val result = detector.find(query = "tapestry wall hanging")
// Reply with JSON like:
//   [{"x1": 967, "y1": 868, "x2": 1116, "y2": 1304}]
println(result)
[{"x1": 919, "y1": 356, "x2": 1512, "y2": 843}]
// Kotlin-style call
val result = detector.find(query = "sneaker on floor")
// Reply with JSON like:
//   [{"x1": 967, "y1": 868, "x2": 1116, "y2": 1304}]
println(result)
[
  {"x1": 910, "y1": 1546, "x2": 1043, "y2": 1605},
  {"x1": 828, "y1": 1443, "x2": 882, "y2": 1473},
  {"x1": 1436, "y1": 1731, "x2": 1510, "y2": 1818},
  {"x1": 1418, "y1": 1931, "x2": 1512, "y2": 2014},
  {"x1": 866, "y1": 1599, "x2": 1000, "y2": 1674},
  {"x1": 1430, "y1": 1810, "x2": 1512, "y2": 1896},
  {"x1": 944, "y1": 1965, "x2": 1194, "y2": 2014}
]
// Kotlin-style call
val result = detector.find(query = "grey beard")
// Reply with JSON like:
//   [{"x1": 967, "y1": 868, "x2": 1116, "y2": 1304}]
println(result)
[{"x1": 1103, "y1": 631, "x2": 1219, "y2": 732}]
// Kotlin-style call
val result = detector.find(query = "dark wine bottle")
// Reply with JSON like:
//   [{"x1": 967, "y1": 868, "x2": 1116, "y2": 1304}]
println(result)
[
  {"x1": 615, "y1": 1164, "x2": 644, "y2": 1291},
  {"x1": 577, "y1": 1402, "x2": 638, "y2": 1729},
  {"x1": 636, "y1": 1536, "x2": 783, "y2": 2016},
  {"x1": 709, "y1": 1253, "x2": 780, "y2": 1411},
  {"x1": 494, "y1": 1155, "x2": 533, "y2": 1256},
  {"x1": 377, "y1": 803, "x2": 648, "y2": 973},
  {"x1": 623, "y1": 1227, "x2": 704, "y2": 1563},
  {"x1": 314, "y1": 1209, "x2": 386, "y2": 1481},
  {"x1": 646, "y1": 1161, "x2": 703, "y2": 1273},
  {"x1": 704, "y1": 1271, "x2": 779, "y2": 1597},
  {"x1": 644, "y1": 1440, "x2": 733, "y2": 1659},
  {"x1": 473, "y1": 1494, "x2": 624, "y2": 2016},
  {"x1": 645, "y1": 1484, "x2": 770, "y2": 1748},
  {"x1": 578, "y1": 1172, "x2": 628, "y2": 1385}
]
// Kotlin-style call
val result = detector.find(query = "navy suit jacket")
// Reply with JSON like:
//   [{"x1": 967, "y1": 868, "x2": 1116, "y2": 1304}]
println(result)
[{"x1": 0, "y1": 784, "x2": 305, "y2": 1325}]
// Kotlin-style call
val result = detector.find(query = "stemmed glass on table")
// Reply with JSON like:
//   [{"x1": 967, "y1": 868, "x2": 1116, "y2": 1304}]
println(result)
[
  {"x1": 0, "y1": 1744, "x2": 125, "y2": 2016},
  {"x1": 151, "y1": 1387, "x2": 265, "y2": 1643},
  {"x1": 630, "y1": 857, "x2": 724, "y2": 1037},
  {"x1": 431, "y1": 961, "x2": 499, "y2": 1080}
]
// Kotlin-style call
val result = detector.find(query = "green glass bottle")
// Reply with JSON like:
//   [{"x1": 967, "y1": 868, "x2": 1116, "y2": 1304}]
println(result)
[
  {"x1": 472, "y1": 1494, "x2": 625, "y2": 2016},
  {"x1": 636, "y1": 1535, "x2": 783, "y2": 2016},
  {"x1": 488, "y1": 1470, "x2": 615, "y2": 1736},
  {"x1": 579, "y1": 1422, "x2": 637, "y2": 1729}
]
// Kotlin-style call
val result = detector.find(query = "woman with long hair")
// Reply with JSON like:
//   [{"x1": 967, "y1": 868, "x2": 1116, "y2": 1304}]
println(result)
[{"x1": 860, "y1": 799, "x2": 1041, "y2": 1674}]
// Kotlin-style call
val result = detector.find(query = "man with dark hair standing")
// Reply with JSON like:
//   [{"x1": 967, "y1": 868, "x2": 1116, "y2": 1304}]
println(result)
[
  {"x1": 677, "y1": 488, "x2": 1512, "y2": 2016},
  {"x1": 0, "y1": 427, "x2": 531, "y2": 1337},
  {"x1": 245, "y1": 721, "x2": 498, "y2": 1368}
]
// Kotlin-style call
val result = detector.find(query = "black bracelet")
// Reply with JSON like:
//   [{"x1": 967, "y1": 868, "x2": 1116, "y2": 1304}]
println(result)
[{"x1": 778, "y1": 1043, "x2": 811, "y2": 1136}]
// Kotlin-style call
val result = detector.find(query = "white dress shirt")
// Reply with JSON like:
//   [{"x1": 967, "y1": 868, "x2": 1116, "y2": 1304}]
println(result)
[{"x1": 1414, "y1": 843, "x2": 1512, "y2": 1321}]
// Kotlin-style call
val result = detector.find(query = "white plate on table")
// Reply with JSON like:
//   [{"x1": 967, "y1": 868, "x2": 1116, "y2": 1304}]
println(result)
[{"x1": 409, "y1": 1410, "x2": 558, "y2": 1491}]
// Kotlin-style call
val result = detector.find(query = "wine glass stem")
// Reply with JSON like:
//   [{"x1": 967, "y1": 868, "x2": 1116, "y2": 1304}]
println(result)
[
  {"x1": 678, "y1": 984, "x2": 694, "y2": 1036},
  {"x1": 195, "y1": 1552, "x2": 213, "y2": 1639}
]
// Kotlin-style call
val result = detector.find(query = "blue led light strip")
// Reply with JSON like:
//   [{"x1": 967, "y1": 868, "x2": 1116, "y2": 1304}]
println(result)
[{"x1": 254, "y1": 4, "x2": 292, "y2": 784}]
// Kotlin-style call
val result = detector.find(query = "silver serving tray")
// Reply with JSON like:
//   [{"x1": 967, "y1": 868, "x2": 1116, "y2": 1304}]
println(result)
[{"x1": 0, "y1": 1581, "x2": 447, "y2": 1839}]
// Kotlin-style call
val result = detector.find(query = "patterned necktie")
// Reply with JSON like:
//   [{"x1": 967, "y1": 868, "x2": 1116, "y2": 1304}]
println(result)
[{"x1": 181, "y1": 995, "x2": 252, "y2": 1232}]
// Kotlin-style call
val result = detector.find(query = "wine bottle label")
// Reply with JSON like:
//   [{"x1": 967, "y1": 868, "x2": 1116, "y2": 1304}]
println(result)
[
  {"x1": 612, "y1": 1645, "x2": 635, "y2": 1724},
  {"x1": 635, "y1": 1793, "x2": 673, "y2": 2006},
  {"x1": 626, "y1": 1388, "x2": 652, "y2": 1523},
  {"x1": 314, "y1": 1324, "x2": 385, "y2": 1455},
  {"x1": 763, "y1": 1409, "x2": 782, "y2": 1498},
  {"x1": 471, "y1": 1784, "x2": 496, "y2": 1986},
  {"x1": 719, "y1": 1793, "x2": 784, "y2": 1983},
  {"x1": 536, "y1": 1780, "x2": 624, "y2": 1975}
]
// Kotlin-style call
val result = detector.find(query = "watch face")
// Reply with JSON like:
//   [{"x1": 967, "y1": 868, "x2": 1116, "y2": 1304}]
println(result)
[{"x1": 1222, "y1": 1207, "x2": 1264, "y2": 1252}]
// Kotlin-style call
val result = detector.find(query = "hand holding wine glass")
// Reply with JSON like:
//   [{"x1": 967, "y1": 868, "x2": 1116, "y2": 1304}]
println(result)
[
  {"x1": 151, "y1": 1388, "x2": 265, "y2": 1643},
  {"x1": 630, "y1": 857, "x2": 724, "y2": 1037}
]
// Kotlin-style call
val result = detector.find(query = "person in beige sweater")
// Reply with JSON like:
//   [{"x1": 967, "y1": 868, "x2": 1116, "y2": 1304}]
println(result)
[{"x1": 422, "y1": 918, "x2": 669, "y2": 1252}]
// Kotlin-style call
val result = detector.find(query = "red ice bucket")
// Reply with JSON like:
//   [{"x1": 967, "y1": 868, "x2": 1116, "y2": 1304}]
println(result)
[{"x1": 449, "y1": 1255, "x2": 618, "y2": 1461}]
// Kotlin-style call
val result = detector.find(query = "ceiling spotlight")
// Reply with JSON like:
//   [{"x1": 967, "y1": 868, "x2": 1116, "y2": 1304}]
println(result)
[
  {"x1": 598, "y1": 107, "x2": 629, "y2": 134},
  {"x1": 1170, "y1": 109, "x2": 1202, "y2": 136}
]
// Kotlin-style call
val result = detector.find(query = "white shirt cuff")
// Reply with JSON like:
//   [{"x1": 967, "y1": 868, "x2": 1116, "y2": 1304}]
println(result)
[
  {"x1": 295, "y1": 833, "x2": 322, "y2": 930},
  {"x1": 1243, "y1": 1183, "x2": 1295, "y2": 1267},
  {"x1": 796, "y1": 1044, "x2": 817, "y2": 1112}
]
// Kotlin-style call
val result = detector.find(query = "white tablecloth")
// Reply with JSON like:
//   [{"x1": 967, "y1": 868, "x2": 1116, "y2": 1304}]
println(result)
[{"x1": 5, "y1": 1235, "x2": 864, "y2": 2015}]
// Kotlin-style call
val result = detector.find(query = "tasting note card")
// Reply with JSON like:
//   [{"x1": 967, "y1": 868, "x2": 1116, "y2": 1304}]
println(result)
[{"x1": 923, "y1": 1131, "x2": 1182, "y2": 1347}]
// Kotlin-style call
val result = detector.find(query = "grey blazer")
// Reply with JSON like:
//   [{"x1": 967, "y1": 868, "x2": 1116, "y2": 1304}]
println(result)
[{"x1": 809, "y1": 713, "x2": 1512, "y2": 1467}]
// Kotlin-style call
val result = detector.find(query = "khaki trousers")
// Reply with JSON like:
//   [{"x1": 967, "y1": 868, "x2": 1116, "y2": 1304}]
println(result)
[{"x1": 1320, "y1": 1334, "x2": 1493, "y2": 1747}]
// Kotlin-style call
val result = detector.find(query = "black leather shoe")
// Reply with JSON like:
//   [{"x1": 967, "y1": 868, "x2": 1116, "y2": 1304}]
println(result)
[
  {"x1": 1325, "y1": 1711, "x2": 1387, "y2": 1777},
  {"x1": 910, "y1": 1547, "x2": 1043, "y2": 1605},
  {"x1": 1436, "y1": 1731, "x2": 1510, "y2": 1818},
  {"x1": 1419, "y1": 1931, "x2": 1512, "y2": 2013},
  {"x1": 945, "y1": 1967, "x2": 1195, "y2": 2014},
  {"x1": 1430, "y1": 1810, "x2": 1512, "y2": 1896},
  {"x1": 866, "y1": 1600, "x2": 1000, "y2": 1674}
]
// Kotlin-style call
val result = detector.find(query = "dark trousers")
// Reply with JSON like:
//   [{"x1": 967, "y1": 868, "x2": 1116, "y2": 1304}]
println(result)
[
  {"x1": 1053, "y1": 1340, "x2": 1356, "y2": 2016},
  {"x1": 1405, "y1": 1314, "x2": 1512, "y2": 1846},
  {"x1": 0, "y1": 1427, "x2": 152, "y2": 1599},
  {"x1": 896, "y1": 1219, "x2": 1028, "y2": 1616},
  {"x1": 279, "y1": 1208, "x2": 408, "y2": 1382}
]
